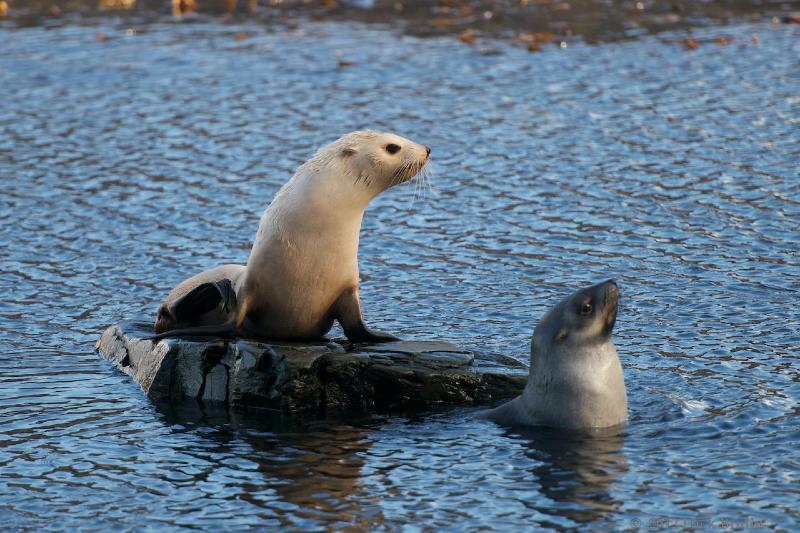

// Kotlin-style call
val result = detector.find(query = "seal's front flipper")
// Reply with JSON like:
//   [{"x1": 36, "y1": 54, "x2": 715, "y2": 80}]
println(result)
[
  {"x1": 344, "y1": 322, "x2": 400, "y2": 343},
  {"x1": 479, "y1": 396, "x2": 530, "y2": 427},
  {"x1": 332, "y1": 286, "x2": 400, "y2": 344},
  {"x1": 172, "y1": 280, "x2": 235, "y2": 323}
]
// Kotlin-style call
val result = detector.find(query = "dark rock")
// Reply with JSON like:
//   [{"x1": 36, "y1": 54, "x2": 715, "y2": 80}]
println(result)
[{"x1": 96, "y1": 320, "x2": 526, "y2": 416}]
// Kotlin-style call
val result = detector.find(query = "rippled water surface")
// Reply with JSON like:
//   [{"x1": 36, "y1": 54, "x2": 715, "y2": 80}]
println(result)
[{"x1": 1, "y1": 16, "x2": 799, "y2": 531}]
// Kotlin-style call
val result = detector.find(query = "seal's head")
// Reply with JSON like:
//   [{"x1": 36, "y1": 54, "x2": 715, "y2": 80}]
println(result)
[
  {"x1": 534, "y1": 279, "x2": 619, "y2": 359},
  {"x1": 314, "y1": 130, "x2": 430, "y2": 192}
]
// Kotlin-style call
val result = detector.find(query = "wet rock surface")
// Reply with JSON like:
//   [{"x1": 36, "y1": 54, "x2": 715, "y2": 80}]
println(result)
[{"x1": 96, "y1": 321, "x2": 526, "y2": 414}]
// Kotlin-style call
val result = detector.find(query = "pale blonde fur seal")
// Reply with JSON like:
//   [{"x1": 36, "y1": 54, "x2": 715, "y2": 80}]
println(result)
[
  {"x1": 483, "y1": 280, "x2": 627, "y2": 429},
  {"x1": 152, "y1": 130, "x2": 431, "y2": 342}
]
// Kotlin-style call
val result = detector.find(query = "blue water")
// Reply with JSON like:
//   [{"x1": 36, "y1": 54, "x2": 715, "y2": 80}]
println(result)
[{"x1": 1, "y1": 16, "x2": 798, "y2": 531}]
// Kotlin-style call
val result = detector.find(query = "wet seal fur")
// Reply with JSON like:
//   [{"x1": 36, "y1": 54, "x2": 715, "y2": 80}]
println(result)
[
  {"x1": 481, "y1": 280, "x2": 627, "y2": 429},
  {"x1": 151, "y1": 130, "x2": 431, "y2": 343}
]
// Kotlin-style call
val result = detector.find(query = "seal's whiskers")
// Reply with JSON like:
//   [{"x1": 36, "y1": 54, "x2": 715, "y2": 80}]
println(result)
[{"x1": 410, "y1": 161, "x2": 433, "y2": 204}]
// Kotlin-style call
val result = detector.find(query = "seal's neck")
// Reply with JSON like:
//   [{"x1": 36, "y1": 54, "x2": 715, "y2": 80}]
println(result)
[
  {"x1": 301, "y1": 165, "x2": 376, "y2": 208},
  {"x1": 523, "y1": 343, "x2": 627, "y2": 429},
  {"x1": 263, "y1": 167, "x2": 373, "y2": 248}
]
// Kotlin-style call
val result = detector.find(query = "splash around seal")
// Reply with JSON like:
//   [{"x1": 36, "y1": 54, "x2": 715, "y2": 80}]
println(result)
[
  {"x1": 151, "y1": 130, "x2": 431, "y2": 343},
  {"x1": 482, "y1": 280, "x2": 627, "y2": 430}
]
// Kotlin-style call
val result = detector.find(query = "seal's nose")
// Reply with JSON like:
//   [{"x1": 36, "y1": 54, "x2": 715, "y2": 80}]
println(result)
[
  {"x1": 601, "y1": 279, "x2": 619, "y2": 334},
  {"x1": 605, "y1": 279, "x2": 618, "y2": 298},
  {"x1": 425, "y1": 146, "x2": 431, "y2": 156}
]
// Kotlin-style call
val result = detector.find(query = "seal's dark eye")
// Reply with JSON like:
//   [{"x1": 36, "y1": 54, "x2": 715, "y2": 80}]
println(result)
[
  {"x1": 385, "y1": 143, "x2": 401, "y2": 154},
  {"x1": 579, "y1": 302, "x2": 593, "y2": 316}
]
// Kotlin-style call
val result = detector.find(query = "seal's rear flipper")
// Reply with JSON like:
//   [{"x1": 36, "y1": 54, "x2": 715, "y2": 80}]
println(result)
[
  {"x1": 172, "y1": 280, "x2": 235, "y2": 323},
  {"x1": 142, "y1": 321, "x2": 238, "y2": 341}
]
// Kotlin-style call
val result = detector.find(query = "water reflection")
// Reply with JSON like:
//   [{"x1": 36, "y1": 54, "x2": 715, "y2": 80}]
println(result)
[
  {"x1": 509, "y1": 426, "x2": 627, "y2": 525},
  {"x1": 246, "y1": 427, "x2": 381, "y2": 528},
  {"x1": 157, "y1": 401, "x2": 629, "y2": 528},
  {"x1": 159, "y1": 401, "x2": 384, "y2": 528}
]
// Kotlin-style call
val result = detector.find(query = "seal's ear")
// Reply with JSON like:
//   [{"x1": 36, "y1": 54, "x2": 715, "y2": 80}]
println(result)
[
  {"x1": 553, "y1": 328, "x2": 568, "y2": 343},
  {"x1": 340, "y1": 147, "x2": 356, "y2": 157}
]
